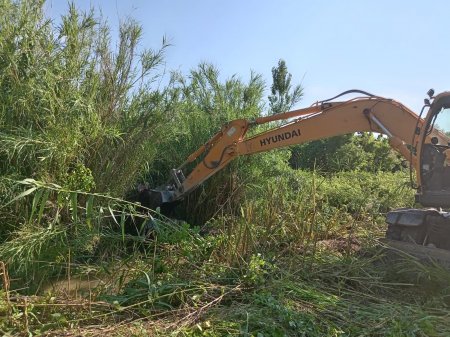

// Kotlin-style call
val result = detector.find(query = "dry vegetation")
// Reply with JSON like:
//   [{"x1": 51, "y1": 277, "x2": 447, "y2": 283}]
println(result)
[{"x1": 1, "y1": 1, "x2": 450, "y2": 336}]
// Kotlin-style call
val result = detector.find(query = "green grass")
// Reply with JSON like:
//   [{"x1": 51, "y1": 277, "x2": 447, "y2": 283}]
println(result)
[
  {"x1": 1, "y1": 171, "x2": 448, "y2": 336},
  {"x1": 1, "y1": 1, "x2": 449, "y2": 336},
  {"x1": 3, "y1": 242, "x2": 449, "y2": 336}
]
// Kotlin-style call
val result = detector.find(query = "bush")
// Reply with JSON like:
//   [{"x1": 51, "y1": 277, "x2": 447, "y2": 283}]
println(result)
[{"x1": 290, "y1": 133, "x2": 404, "y2": 173}]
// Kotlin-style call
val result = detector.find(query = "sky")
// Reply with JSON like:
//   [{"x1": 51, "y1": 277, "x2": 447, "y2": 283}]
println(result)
[{"x1": 44, "y1": 0, "x2": 450, "y2": 113}]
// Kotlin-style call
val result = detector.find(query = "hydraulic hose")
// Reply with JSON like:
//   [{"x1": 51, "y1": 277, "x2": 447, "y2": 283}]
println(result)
[{"x1": 319, "y1": 89, "x2": 377, "y2": 104}]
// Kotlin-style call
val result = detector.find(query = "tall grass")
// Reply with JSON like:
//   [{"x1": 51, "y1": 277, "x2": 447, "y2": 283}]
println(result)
[
  {"x1": 0, "y1": 0, "x2": 179, "y2": 277},
  {"x1": 0, "y1": 0, "x2": 172, "y2": 200},
  {"x1": 1, "y1": 1, "x2": 449, "y2": 336},
  {"x1": 146, "y1": 63, "x2": 275, "y2": 224}
]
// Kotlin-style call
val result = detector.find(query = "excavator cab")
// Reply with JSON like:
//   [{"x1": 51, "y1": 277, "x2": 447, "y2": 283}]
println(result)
[
  {"x1": 416, "y1": 91, "x2": 450, "y2": 207},
  {"x1": 386, "y1": 91, "x2": 450, "y2": 257}
]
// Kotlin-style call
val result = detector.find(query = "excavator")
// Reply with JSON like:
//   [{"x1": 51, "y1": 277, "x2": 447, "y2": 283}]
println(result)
[{"x1": 144, "y1": 89, "x2": 450, "y2": 261}]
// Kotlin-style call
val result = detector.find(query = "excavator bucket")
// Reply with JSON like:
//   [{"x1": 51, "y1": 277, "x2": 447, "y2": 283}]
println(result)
[{"x1": 137, "y1": 184, "x2": 176, "y2": 211}]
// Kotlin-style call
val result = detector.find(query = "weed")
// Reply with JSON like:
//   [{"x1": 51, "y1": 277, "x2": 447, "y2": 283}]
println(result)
[{"x1": 0, "y1": 1, "x2": 448, "y2": 336}]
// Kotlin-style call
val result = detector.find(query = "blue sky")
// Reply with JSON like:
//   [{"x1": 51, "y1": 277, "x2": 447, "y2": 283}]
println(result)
[{"x1": 45, "y1": 0, "x2": 450, "y2": 112}]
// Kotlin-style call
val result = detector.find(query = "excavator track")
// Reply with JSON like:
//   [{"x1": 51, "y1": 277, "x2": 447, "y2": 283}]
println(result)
[
  {"x1": 380, "y1": 239, "x2": 450, "y2": 269},
  {"x1": 383, "y1": 208, "x2": 450, "y2": 268}
]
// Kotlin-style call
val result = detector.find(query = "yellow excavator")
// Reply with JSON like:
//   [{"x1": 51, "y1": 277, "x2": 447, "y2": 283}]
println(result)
[{"x1": 146, "y1": 89, "x2": 450, "y2": 260}]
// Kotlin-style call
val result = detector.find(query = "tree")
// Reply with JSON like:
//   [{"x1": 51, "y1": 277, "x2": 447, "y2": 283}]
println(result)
[
  {"x1": 268, "y1": 59, "x2": 303, "y2": 114},
  {"x1": 289, "y1": 133, "x2": 404, "y2": 173},
  {"x1": 289, "y1": 135, "x2": 353, "y2": 172}
]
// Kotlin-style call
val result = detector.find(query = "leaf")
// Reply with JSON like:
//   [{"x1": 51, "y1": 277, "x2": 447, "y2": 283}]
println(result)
[
  {"x1": 120, "y1": 210, "x2": 126, "y2": 242},
  {"x1": 14, "y1": 187, "x2": 38, "y2": 200},
  {"x1": 57, "y1": 190, "x2": 65, "y2": 206},
  {"x1": 108, "y1": 206, "x2": 119, "y2": 226},
  {"x1": 70, "y1": 192, "x2": 78, "y2": 222},
  {"x1": 37, "y1": 189, "x2": 50, "y2": 224},
  {"x1": 86, "y1": 195, "x2": 94, "y2": 229},
  {"x1": 19, "y1": 178, "x2": 38, "y2": 185},
  {"x1": 1, "y1": 187, "x2": 38, "y2": 209},
  {"x1": 48, "y1": 182, "x2": 62, "y2": 189},
  {"x1": 29, "y1": 188, "x2": 44, "y2": 222}
]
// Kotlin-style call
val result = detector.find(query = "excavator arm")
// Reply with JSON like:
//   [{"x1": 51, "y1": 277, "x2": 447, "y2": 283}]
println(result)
[{"x1": 151, "y1": 90, "x2": 446, "y2": 207}]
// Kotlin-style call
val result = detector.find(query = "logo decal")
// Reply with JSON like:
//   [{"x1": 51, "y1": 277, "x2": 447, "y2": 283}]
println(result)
[{"x1": 260, "y1": 129, "x2": 301, "y2": 147}]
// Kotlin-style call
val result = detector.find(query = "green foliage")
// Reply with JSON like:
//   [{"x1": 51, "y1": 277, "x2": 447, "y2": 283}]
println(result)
[
  {"x1": 148, "y1": 63, "x2": 266, "y2": 183},
  {"x1": 0, "y1": 0, "x2": 176, "y2": 265},
  {"x1": 268, "y1": 59, "x2": 303, "y2": 114},
  {"x1": 146, "y1": 62, "x2": 294, "y2": 225},
  {"x1": 63, "y1": 163, "x2": 96, "y2": 191},
  {"x1": 243, "y1": 253, "x2": 274, "y2": 287},
  {"x1": 0, "y1": 0, "x2": 173, "y2": 198},
  {"x1": 0, "y1": 2, "x2": 448, "y2": 336},
  {"x1": 290, "y1": 132, "x2": 404, "y2": 173}
]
